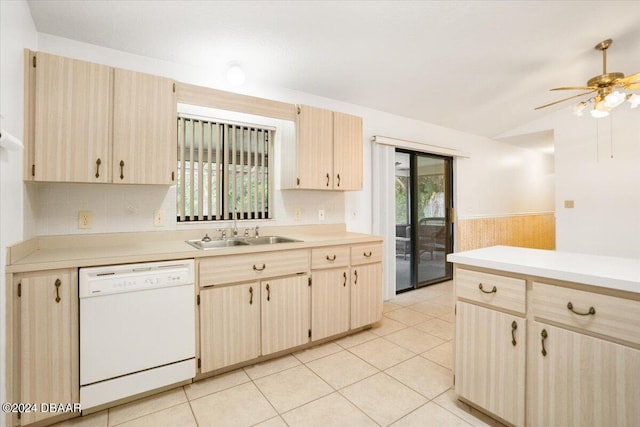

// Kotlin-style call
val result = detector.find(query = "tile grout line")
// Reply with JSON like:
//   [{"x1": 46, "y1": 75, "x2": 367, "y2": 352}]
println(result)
[{"x1": 184, "y1": 386, "x2": 201, "y2": 427}]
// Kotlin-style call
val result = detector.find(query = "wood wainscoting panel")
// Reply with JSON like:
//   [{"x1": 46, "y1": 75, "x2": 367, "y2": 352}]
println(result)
[{"x1": 457, "y1": 213, "x2": 555, "y2": 252}]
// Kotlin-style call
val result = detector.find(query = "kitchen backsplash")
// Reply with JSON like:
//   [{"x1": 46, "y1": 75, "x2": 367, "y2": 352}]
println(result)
[{"x1": 29, "y1": 183, "x2": 345, "y2": 236}]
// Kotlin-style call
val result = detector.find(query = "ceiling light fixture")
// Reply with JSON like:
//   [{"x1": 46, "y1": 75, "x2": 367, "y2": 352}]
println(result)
[
  {"x1": 536, "y1": 39, "x2": 639, "y2": 119},
  {"x1": 226, "y1": 63, "x2": 245, "y2": 86}
]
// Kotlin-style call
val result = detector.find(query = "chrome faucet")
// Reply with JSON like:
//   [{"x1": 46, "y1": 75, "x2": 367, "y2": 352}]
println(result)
[
  {"x1": 255, "y1": 226, "x2": 260, "y2": 238},
  {"x1": 232, "y1": 212, "x2": 239, "y2": 237},
  {"x1": 217, "y1": 228, "x2": 227, "y2": 239}
]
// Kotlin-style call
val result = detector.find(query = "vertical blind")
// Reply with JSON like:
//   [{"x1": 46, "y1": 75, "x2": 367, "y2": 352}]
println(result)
[{"x1": 177, "y1": 116, "x2": 272, "y2": 221}]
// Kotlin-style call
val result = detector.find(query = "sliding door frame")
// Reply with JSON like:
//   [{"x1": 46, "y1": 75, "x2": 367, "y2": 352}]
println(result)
[{"x1": 396, "y1": 148, "x2": 454, "y2": 292}]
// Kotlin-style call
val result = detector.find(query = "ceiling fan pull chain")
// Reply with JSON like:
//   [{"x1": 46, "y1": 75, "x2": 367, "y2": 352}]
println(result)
[
  {"x1": 596, "y1": 119, "x2": 600, "y2": 162},
  {"x1": 610, "y1": 114, "x2": 614, "y2": 159}
]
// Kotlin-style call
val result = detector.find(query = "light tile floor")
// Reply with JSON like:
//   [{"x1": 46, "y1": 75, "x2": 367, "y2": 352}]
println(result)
[{"x1": 53, "y1": 281, "x2": 506, "y2": 427}]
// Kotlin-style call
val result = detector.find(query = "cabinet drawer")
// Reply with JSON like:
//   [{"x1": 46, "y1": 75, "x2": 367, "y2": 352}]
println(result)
[
  {"x1": 199, "y1": 250, "x2": 310, "y2": 287},
  {"x1": 311, "y1": 245, "x2": 350, "y2": 269},
  {"x1": 351, "y1": 243, "x2": 383, "y2": 265},
  {"x1": 456, "y1": 268, "x2": 525, "y2": 314},
  {"x1": 532, "y1": 282, "x2": 640, "y2": 346}
]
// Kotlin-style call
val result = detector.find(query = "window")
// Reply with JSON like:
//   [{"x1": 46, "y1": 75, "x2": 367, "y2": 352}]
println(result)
[{"x1": 177, "y1": 116, "x2": 272, "y2": 221}]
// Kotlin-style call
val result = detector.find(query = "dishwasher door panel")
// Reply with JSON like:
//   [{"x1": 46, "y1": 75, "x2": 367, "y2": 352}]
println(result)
[{"x1": 80, "y1": 284, "x2": 195, "y2": 385}]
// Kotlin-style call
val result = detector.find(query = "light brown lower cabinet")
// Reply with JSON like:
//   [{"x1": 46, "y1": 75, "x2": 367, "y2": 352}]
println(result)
[
  {"x1": 455, "y1": 301, "x2": 525, "y2": 427},
  {"x1": 350, "y1": 263, "x2": 383, "y2": 329},
  {"x1": 311, "y1": 268, "x2": 350, "y2": 341},
  {"x1": 199, "y1": 282, "x2": 260, "y2": 372},
  {"x1": 261, "y1": 275, "x2": 310, "y2": 355},
  {"x1": 199, "y1": 274, "x2": 310, "y2": 373},
  {"x1": 17, "y1": 269, "x2": 79, "y2": 426},
  {"x1": 528, "y1": 321, "x2": 640, "y2": 427}
]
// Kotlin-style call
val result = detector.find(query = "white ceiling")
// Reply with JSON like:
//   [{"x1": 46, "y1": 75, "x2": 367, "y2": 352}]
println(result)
[{"x1": 26, "y1": 1, "x2": 640, "y2": 138}]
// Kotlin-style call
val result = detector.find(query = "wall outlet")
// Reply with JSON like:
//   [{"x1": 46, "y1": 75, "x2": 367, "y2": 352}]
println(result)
[
  {"x1": 564, "y1": 200, "x2": 575, "y2": 209},
  {"x1": 154, "y1": 210, "x2": 165, "y2": 226},
  {"x1": 318, "y1": 209, "x2": 325, "y2": 221},
  {"x1": 78, "y1": 211, "x2": 92, "y2": 229},
  {"x1": 294, "y1": 208, "x2": 302, "y2": 220}
]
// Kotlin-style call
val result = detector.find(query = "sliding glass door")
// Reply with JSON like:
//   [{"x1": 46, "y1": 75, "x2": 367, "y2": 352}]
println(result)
[{"x1": 395, "y1": 149, "x2": 453, "y2": 293}]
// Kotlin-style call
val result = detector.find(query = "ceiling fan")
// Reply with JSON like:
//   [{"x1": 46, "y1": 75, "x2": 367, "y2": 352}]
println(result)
[{"x1": 535, "y1": 39, "x2": 640, "y2": 117}]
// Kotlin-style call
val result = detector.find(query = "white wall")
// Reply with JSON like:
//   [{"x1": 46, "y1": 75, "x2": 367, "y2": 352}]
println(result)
[
  {"x1": 554, "y1": 107, "x2": 640, "y2": 258},
  {"x1": 0, "y1": 1, "x2": 38, "y2": 425}
]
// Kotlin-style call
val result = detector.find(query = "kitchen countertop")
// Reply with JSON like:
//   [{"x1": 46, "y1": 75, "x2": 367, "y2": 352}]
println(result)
[
  {"x1": 6, "y1": 224, "x2": 383, "y2": 273},
  {"x1": 447, "y1": 246, "x2": 640, "y2": 294}
]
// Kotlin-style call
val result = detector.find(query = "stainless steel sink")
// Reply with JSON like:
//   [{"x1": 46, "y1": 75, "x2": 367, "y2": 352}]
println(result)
[
  {"x1": 185, "y1": 235, "x2": 300, "y2": 250},
  {"x1": 185, "y1": 238, "x2": 250, "y2": 250},
  {"x1": 245, "y1": 236, "x2": 300, "y2": 245}
]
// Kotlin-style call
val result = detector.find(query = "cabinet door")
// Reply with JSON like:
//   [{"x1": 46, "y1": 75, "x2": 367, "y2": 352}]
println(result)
[
  {"x1": 33, "y1": 52, "x2": 111, "y2": 183},
  {"x1": 350, "y1": 263, "x2": 383, "y2": 329},
  {"x1": 295, "y1": 105, "x2": 333, "y2": 189},
  {"x1": 261, "y1": 275, "x2": 310, "y2": 355},
  {"x1": 333, "y1": 112, "x2": 363, "y2": 190},
  {"x1": 455, "y1": 301, "x2": 525, "y2": 427},
  {"x1": 311, "y1": 268, "x2": 350, "y2": 341},
  {"x1": 528, "y1": 321, "x2": 640, "y2": 427},
  {"x1": 20, "y1": 269, "x2": 79, "y2": 425},
  {"x1": 113, "y1": 68, "x2": 176, "y2": 184},
  {"x1": 200, "y1": 283, "x2": 260, "y2": 372}
]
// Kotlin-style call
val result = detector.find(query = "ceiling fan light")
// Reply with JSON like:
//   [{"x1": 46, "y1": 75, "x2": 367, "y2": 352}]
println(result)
[
  {"x1": 627, "y1": 93, "x2": 640, "y2": 108},
  {"x1": 572, "y1": 102, "x2": 587, "y2": 116},
  {"x1": 604, "y1": 91, "x2": 626, "y2": 108},
  {"x1": 590, "y1": 108, "x2": 610, "y2": 118}
]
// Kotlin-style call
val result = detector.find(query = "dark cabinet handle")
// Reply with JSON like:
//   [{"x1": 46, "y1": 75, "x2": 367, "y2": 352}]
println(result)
[
  {"x1": 354, "y1": 269, "x2": 358, "y2": 285},
  {"x1": 253, "y1": 263, "x2": 266, "y2": 272},
  {"x1": 249, "y1": 286, "x2": 253, "y2": 305},
  {"x1": 326, "y1": 254, "x2": 337, "y2": 261},
  {"x1": 119, "y1": 160, "x2": 125, "y2": 180},
  {"x1": 54, "y1": 278, "x2": 61, "y2": 303},
  {"x1": 541, "y1": 329, "x2": 548, "y2": 357},
  {"x1": 343, "y1": 271, "x2": 347, "y2": 287},
  {"x1": 266, "y1": 283, "x2": 270, "y2": 301},
  {"x1": 478, "y1": 283, "x2": 497, "y2": 294},
  {"x1": 337, "y1": 173, "x2": 341, "y2": 187},
  {"x1": 95, "y1": 158, "x2": 101, "y2": 178},
  {"x1": 511, "y1": 321, "x2": 517, "y2": 346},
  {"x1": 363, "y1": 251, "x2": 372, "y2": 258},
  {"x1": 567, "y1": 302, "x2": 596, "y2": 316},
  {"x1": 326, "y1": 173, "x2": 330, "y2": 187}
]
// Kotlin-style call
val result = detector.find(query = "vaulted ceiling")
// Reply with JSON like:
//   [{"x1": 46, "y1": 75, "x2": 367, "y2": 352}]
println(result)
[{"x1": 27, "y1": 1, "x2": 640, "y2": 138}]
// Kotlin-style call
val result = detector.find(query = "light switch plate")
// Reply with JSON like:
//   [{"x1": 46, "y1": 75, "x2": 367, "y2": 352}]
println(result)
[
  {"x1": 154, "y1": 210, "x2": 165, "y2": 226},
  {"x1": 78, "y1": 211, "x2": 92, "y2": 229},
  {"x1": 294, "y1": 208, "x2": 302, "y2": 220}
]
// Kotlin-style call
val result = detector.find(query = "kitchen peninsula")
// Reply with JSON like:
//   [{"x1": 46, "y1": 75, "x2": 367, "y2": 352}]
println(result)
[{"x1": 448, "y1": 246, "x2": 640, "y2": 427}]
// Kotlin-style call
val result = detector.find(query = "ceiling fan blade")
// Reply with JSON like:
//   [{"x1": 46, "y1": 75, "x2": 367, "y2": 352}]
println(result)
[
  {"x1": 550, "y1": 86, "x2": 598, "y2": 91},
  {"x1": 534, "y1": 90, "x2": 597, "y2": 110},
  {"x1": 619, "y1": 72, "x2": 640, "y2": 84},
  {"x1": 625, "y1": 83, "x2": 640, "y2": 90}
]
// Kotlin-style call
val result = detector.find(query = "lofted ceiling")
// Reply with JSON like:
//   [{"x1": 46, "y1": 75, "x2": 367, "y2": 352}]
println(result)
[{"x1": 26, "y1": 1, "x2": 640, "y2": 139}]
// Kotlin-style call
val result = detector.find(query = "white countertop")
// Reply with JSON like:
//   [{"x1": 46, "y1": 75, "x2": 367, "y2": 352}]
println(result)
[{"x1": 447, "y1": 246, "x2": 640, "y2": 294}]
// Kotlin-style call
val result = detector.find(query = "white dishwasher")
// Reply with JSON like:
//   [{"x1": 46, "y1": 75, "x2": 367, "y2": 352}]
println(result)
[{"x1": 79, "y1": 260, "x2": 195, "y2": 410}]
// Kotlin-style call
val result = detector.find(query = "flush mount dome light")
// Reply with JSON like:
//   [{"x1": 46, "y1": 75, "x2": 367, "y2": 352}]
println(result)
[{"x1": 226, "y1": 63, "x2": 245, "y2": 86}]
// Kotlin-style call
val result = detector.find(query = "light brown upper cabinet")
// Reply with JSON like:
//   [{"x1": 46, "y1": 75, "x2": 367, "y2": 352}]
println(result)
[
  {"x1": 24, "y1": 50, "x2": 177, "y2": 185},
  {"x1": 282, "y1": 105, "x2": 363, "y2": 191},
  {"x1": 27, "y1": 51, "x2": 112, "y2": 183},
  {"x1": 113, "y1": 69, "x2": 177, "y2": 184}
]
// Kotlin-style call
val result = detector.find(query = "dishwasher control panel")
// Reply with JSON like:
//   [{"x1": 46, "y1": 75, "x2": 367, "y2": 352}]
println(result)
[{"x1": 79, "y1": 260, "x2": 194, "y2": 297}]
